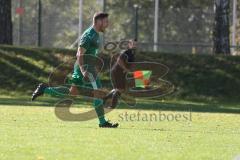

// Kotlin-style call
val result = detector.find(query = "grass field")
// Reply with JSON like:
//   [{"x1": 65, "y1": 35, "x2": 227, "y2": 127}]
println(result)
[
  {"x1": 1, "y1": 45, "x2": 240, "y2": 159},
  {"x1": 0, "y1": 96, "x2": 240, "y2": 160}
]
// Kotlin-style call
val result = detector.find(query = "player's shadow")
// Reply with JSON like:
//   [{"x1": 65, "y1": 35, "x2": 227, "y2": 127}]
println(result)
[
  {"x1": 0, "y1": 97, "x2": 58, "y2": 107},
  {"x1": 69, "y1": 126, "x2": 240, "y2": 135},
  {"x1": 116, "y1": 99, "x2": 240, "y2": 114},
  {"x1": 0, "y1": 96, "x2": 240, "y2": 114}
]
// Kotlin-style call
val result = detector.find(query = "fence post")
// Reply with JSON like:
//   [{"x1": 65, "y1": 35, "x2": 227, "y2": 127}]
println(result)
[
  {"x1": 37, "y1": 0, "x2": 42, "y2": 47},
  {"x1": 78, "y1": 0, "x2": 83, "y2": 46},
  {"x1": 154, "y1": 0, "x2": 159, "y2": 52},
  {"x1": 232, "y1": 0, "x2": 237, "y2": 55},
  {"x1": 134, "y1": 4, "x2": 139, "y2": 41}
]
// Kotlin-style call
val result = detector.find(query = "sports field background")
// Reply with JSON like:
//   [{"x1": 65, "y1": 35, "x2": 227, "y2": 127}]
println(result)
[
  {"x1": 1, "y1": 0, "x2": 240, "y2": 159},
  {"x1": 0, "y1": 46, "x2": 240, "y2": 159}
]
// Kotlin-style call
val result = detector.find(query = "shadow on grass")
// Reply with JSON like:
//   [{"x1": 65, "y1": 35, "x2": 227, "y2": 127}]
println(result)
[
  {"x1": 0, "y1": 97, "x2": 57, "y2": 107},
  {"x1": 117, "y1": 99, "x2": 240, "y2": 114},
  {"x1": 58, "y1": 126, "x2": 240, "y2": 135},
  {"x1": 0, "y1": 96, "x2": 93, "y2": 108},
  {"x1": 0, "y1": 96, "x2": 240, "y2": 114}
]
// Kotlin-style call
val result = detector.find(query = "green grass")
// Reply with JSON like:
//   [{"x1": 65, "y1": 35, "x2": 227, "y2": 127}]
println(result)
[
  {"x1": 0, "y1": 96, "x2": 240, "y2": 160},
  {"x1": 1, "y1": 45, "x2": 240, "y2": 159}
]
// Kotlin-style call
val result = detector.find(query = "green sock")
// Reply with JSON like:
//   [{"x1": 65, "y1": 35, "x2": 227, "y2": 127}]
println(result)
[
  {"x1": 44, "y1": 86, "x2": 106, "y2": 124},
  {"x1": 94, "y1": 98, "x2": 107, "y2": 125},
  {"x1": 44, "y1": 86, "x2": 70, "y2": 98}
]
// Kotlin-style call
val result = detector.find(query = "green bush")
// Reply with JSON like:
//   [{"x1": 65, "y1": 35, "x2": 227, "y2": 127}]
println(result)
[{"x1": 0, "y1": 45, "x2": 240, "y2": 100}]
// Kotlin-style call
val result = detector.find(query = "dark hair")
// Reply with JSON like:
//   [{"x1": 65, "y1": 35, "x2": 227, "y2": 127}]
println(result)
[
  {"x1": 93, "y1": 12, "x2": 109, "y2": 22},
  {"x1": 129, "y1": 39, "x2": 137, "y2": 43}
]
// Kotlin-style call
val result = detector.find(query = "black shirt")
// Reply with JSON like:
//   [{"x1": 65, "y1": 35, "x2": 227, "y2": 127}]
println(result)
[
  {"x1": 110, "y1": 49, "x2": 135, "y2": 89},
  {"x1": 120, "y1": 49, "x2": 135, "y2": 63},
  {"x1": 111, "y1": 49, "x2": 135, "y2": 72}
]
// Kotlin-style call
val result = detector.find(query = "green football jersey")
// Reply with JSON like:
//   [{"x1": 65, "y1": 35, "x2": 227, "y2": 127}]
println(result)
[
  {"x1": 72, "y1": 26, "x2": 101, "y2": 81},
  {"x1": 78, "y1": 26, "x2": 100, "y2": 56}
]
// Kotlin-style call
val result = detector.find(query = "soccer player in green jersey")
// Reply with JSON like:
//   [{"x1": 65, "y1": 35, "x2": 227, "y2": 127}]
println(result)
[{"x1": 32, "y1": 13, "x2": 119, "y2": 128}]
